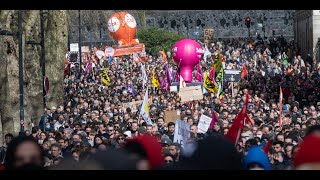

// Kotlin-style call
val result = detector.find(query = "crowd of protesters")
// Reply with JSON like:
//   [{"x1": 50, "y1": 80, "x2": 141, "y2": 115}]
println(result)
[{"x1": 0, "y1": 34, "x2": 320, "y2": 170}]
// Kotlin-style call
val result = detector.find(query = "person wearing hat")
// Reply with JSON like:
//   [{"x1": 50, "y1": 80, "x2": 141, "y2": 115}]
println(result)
[
  {"x1": 137, "y1": 127, "x2": 147, "y2": 136},
  {"x1": 244, "y1": 146, "x2": 271, "y2": 170},
  {"x1": 294, "y1": 134, "x2": 320, "y2": 170},
  {"x1": 124, "y1": 135, "x2": 163, "y2": 170}
]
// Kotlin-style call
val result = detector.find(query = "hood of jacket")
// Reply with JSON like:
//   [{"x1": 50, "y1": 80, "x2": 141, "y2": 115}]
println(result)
[{"x1": 244, "y1": 146, "x2": 270, "y2": 170}]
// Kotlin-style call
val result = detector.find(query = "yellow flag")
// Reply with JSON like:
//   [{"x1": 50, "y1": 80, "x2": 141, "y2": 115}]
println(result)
[
  {"x1": 140, "y1": 88, "x2": 152, "y2": 125},
  {"x1": 160, "y1": 50, "x2": 167, "y2": 63},
  {"x1": 203, "y1": 72, "x2": 217, "y2": 93},
  {"x1": 152, "y1": 69, "x2": 160, "y2": 88},
  {"x1": 214, "y1": 51, "x2": 222, "y2": 73},
  {"x1": 100, "y1": 67, "x2": 110, "y2": 86}
]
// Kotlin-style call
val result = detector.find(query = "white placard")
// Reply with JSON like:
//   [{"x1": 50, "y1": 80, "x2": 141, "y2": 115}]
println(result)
[
  {"x1": 70, "y1": 43, "x2": 79, "y2": 52},
  {"x1": 95, "y1": 50, "x2": 105, "y2": 60},
  {"x1": 81, "y1": 46, "x2": 89, "y2": 53},
  {"x1": 197, "y1": 114, "x2": 212, "y2": 134},
  {"x1": 173, "y1": 120, "x2": 191, "y2": 148},
  {"x1": 170, "y1": 86, "x2": 178, "y2": 92},
  {"x1": 105, "y1": 47, "x2": 115, "y2": 57}
]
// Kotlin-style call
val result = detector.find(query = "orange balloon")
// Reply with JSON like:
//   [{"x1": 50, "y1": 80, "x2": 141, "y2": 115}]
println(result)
[{"x1": 107, "y1": 12, "x2": 139, "y2": 46}]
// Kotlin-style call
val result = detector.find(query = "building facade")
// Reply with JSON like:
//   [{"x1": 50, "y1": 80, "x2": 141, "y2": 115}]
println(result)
[{"x1": 294, "y1": 10, "x2": 320, "y2": 60}]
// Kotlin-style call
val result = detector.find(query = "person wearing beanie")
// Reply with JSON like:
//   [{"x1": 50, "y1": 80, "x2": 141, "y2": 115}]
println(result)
[
  {"x1": 294, "y1": 134, "x2": 320, "y2": 170},
  {"x1": 244, "y1": 146, "x2": 271, "y2": 170}
]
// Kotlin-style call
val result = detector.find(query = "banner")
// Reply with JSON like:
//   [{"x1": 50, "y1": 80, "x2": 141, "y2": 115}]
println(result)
[
  {"x1": 165, "y1": 110, "x2": 181, "y2": 123},
  {"x1": 204, "y1": 28, "x2": 214, "y2": 45},
  {"x1": 173, "y1": 120, "x2": 191, "y2": 147},
  {"x1": 104, "y1": 43, "x2": 144, "y2": 57},
  {"x1": 180, "y1": 86, "x2": 203, "y2": 102},
  {"x1": 197, "y1": 114, "x2": 212, "y2": 134}
]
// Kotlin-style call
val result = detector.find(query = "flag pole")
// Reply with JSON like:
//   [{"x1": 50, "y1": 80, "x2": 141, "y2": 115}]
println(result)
[{"x1": 234, "y1": 127, "x2": 242, "y2": 147}]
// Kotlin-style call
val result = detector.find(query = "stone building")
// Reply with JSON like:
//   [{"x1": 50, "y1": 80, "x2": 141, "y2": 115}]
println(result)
[{"x1": 294, "y1": 10, "x2": 320, "y2": 61}]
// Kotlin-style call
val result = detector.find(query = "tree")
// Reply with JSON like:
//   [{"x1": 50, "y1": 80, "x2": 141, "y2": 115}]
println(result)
[{"x1": 137, "y1": 28, "x2": 185, "y2": 56}]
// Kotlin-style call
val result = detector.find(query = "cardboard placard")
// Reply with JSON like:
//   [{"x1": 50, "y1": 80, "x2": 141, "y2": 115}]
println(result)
[
  {"x1": 165, "y1": 110, "x2": 181, "y2": 123},
  {"x1": 122, "y1": 98, "x2": 152, "y2": 113},
  {"x1": 204, "y1": 28, "x2": 214, "y2": 45},
  {"x1": 180, "y1": 86, "x2": 203, "y2": 102}
]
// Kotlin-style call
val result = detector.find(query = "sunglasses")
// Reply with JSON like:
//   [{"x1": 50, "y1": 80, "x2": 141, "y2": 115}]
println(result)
[
  {"x1": 164, "y1": 160, "x2": 173, "y2": 163},
  {"x1": 107, "y1": 130, "x2": 114, "y2": 132}
]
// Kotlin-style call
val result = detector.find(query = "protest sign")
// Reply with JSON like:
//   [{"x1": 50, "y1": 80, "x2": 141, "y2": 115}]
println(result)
[
  {"x1": 204, "y1": 28, "x2": 214, "y2": 45},
  {"x1": 165, "y1": 110, "x2": 181, "y2": 123},
  {"x1": 180, "y1": 85, "x2": 203, "y2": 102},
  {"x1": 70, "y1": 43, "x2": 79, "y2": 52},
  {"x1": 170, "y1": 86, "x2": 178, "y2": 92},
  {"x1": 81, "y1": 46, "x2": 90, "y2": 53},
  {"x1": 197, "y1": 114, "x2": 212, "y2": 134},
  {"x1": 224, "y1": 70, "x2": 241, "y2": 82},
  {"x1": 173, "y1": 120, "x2": 191, "y2": 147},
  {"x1": 122, "y1": 98, "x2": 152, "y2": 112}
]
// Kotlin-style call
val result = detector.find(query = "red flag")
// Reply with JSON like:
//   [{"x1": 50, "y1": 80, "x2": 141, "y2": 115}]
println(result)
[
  {"x1": 241, "y1": 64, "x2": 248, "y2": 79},
  {"x1": 196, "y1": 63, "x2": 203, "y2": 82},
  {"x1": 64, "y1": 64, "x2": 70, "y2": 76},
  {"x1": 165, "y1": 64, "x2": 171, "y2": 91},
  {"x1": 279, "y1": 87, "x2": 283, "y2": 127},
  {"x1": 209, "y1": 65, "x2": 215, "y2": 83},
  {"x1": 225, "y1": 91, "x2": 249, "y2": 144},
  {"x1": 209, "y1": 110, "x2": 219, "y2": 129},
  {"x1": 245, "y1": 113, "x2": 254, "y2": 126},
  {"x1": 263, "y1": 140, "x2": 272, "y2": 155}
]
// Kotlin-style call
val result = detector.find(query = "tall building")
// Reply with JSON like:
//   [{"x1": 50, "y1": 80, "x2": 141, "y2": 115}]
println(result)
[{"x1": 294, "y1": 10, "x2": 320, "y2": 60}]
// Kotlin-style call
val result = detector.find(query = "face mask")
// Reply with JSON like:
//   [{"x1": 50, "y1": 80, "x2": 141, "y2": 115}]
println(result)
[{"x1": 46, "y1": 125, "x2": 50, "y2": 129}]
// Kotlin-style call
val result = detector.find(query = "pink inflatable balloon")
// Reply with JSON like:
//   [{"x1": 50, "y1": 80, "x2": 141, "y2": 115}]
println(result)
[{"x1": 173, "y1": 39, "x2": 202, "y2": 82}]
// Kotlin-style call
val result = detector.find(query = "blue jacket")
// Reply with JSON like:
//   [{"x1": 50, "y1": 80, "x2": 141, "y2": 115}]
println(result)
[{"x1": 244, "y1": 146, "x2": 271, "y2": 170}]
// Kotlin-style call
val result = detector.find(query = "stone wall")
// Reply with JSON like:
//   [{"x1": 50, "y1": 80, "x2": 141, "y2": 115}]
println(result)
[{"x1": 69, "y1": 10, "x2": 294, "y2": 45}]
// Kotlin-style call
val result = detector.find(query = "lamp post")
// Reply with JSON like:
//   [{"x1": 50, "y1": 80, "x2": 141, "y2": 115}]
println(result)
[
  {"x1": 0, "y1": 11, "x2": 25, "y2": 133},
  {"x1": 78, "y1": 10, "x2": 82, "y2": 74},
  {"x1": 18, "y1": 10, "x2": 24, "y2": 133},
  {"x1": 318, "y1": 38, "x2": 320, "y2": 64}
]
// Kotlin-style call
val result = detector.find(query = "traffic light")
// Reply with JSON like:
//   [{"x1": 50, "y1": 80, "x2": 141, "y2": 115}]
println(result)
[{"x1": 245, "y1": 17, "x2": 251, "y2": 28}]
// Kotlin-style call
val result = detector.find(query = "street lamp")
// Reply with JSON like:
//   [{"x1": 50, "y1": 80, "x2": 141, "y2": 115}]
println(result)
[
  {"x1": 0, "y1": 11, "x2": 24, "y2": 134},
  {"x1": 79, "y1": 10, "x2": 82, "y2": 74}
]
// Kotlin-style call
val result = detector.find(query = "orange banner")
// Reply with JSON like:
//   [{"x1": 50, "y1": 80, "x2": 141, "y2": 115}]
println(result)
[{"x1": 105, "y1": 43, "x2": 144, "y2": 57}]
